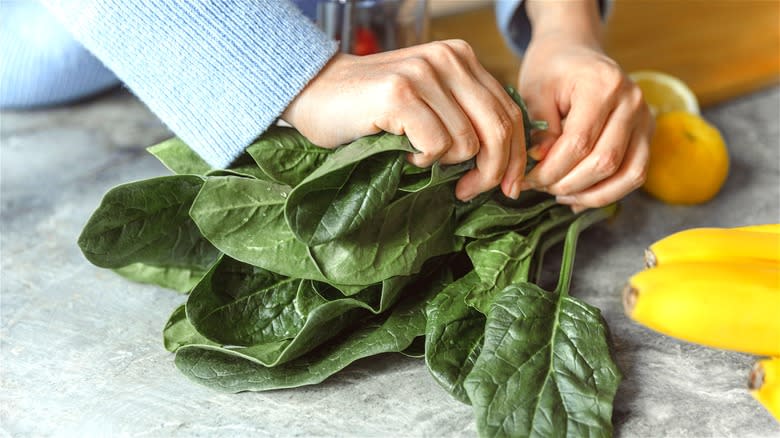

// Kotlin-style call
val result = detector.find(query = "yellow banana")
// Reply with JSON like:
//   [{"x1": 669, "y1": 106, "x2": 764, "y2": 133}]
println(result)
[
  {"x1": 624, "y1": 262, "x2": 780, "y2": 356},
  {"x1": 734, "y1": 224, "x2": 780, "y2": 234},
  {"x1": 645, "y1": 227, "x2": 780, "y2": 268},
  {"x1": 750, "y1": 357, "x2": 780, "y2": 422}
]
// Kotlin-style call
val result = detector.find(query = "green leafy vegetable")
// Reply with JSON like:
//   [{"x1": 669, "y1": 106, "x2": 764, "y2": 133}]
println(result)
[
  {"x1": 148, "y1": 138, "x2": 212, "y2": 175},
  {"x1": 113, "y1": 263, "x2": 205, "y2": 293},
  {"x1": 463, "y1": 206, "x2": 621, "y2": 438},
  {"x1": 245, "y1": 126, "x2": 333, "y2": 186},
  {"x1": 80, "y1": 90, "x2": 621, "y2": 437},
  {"x1": 78, "y1": 175, "x2": 219, "y2": 271},
  {"x1": 285, "y1": 133, "x2": 414, "y2": 245}
]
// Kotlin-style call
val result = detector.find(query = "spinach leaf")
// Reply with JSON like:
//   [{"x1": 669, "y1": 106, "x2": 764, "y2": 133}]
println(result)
[
  {"x1": 424, "y1": 271, "x2": 485, "y2": 404},
  {"x1": 307, "y1": 183, "x2": 460, "y2": 285},
  {"x1": 185, "y1": 256, "x2": 310, "y2": 346},
  {"x1": 113, "y1": 263, "x2": 206, "y2": 293},
  {"x1": 78, "y1": 175, "x2": 219, "y2": 270},
  {"x1": 147, "y1": 138, "x2": 212, "y2": 175},
  {"x1": 398, "y1": 161, "x2": 473, "y2": 193},
  {"x1": 464, "y1": 207, "x2": 575, "y2": 313},
  {"x1": 173, "y1": 266, "x2": 450, "y2": 392},
  {"x1": 463, "y1": 206, "x2": 620, "y2": 438},
  {"x1": 456, "y1": 198, "x2": 557, "y2": 239},
  {"x1": 285, "y1": 133, "x2": 414, "y2": 245},
  {"x1": 245, "y1": 126, "x2": 333, "y2": 186},
  {"x1": 188, "y1": 175, "x2": 328, "y2": 279},
  {"x1": 163, "y1": 305, "x2": 217, "y2": 352},
  {"x1": 191, "y1": 176, "x2": 459, "y2": 286}
]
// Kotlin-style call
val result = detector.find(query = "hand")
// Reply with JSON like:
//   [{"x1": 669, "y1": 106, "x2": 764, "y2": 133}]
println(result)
[
  {"x1": 520, "y1": 2, "x2": 654, "y2": 211},
  {"x1": 281, "y1": 40, "x2": 526, "y2": 201}
]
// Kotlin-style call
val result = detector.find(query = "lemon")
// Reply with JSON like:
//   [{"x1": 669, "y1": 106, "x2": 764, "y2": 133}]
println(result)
[
  {"x1": 642, "y1": 111, "x2": 729, "y2": 205},
  {"x1": 629, "y1": 70, "x2": 700, "y2": 116}
]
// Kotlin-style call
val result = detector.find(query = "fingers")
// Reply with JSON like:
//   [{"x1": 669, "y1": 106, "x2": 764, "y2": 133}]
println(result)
[
  {"x1": 396, "y1": 57, "x2": 480, "y2": 167},
  {"x1": 546, "y1": 94, "x2": 646, "y2": 195},
  {"x1": 523, "y1": 81, "x2": 618, "y2": 190},
  {"x1": 437, "y1": 40, "x2": 524, "y2": 200},
  {"x1": 361, "y1": 40, "x2": 526, "y2": 201},
  {"x1": 374, "y1": 75, "x2": 455, "y2": 168},
  {"x1": 523, "y1": 86, "x2": 562, "y2": 161},
  {"x1": 555, "y1": 115, "x2": 652, "y2": 208}
]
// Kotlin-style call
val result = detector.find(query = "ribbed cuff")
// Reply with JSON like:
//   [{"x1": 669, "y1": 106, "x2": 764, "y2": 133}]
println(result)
[{"x1": 42, "y1": 0, "x2": 338, "y2": 168}]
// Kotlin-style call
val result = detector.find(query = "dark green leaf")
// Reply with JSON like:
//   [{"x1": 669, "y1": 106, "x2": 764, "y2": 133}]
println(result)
[
  {"x1": 188, "y1": 176, "x2": 324, "y2": 280},
  {"x1": 456, "y1": 198, "x2": 557, "y2": 239},
  {"x1": 191, "y1": 176, "x2": 459, "y2": 286},
  {"x1": 173, "y1": 265, "x2": 449, "y2": 392},
  {"x1": 285, "y1": 133, "x2": 414, "y2": 245},
  {"x1": 246, "y1": 126, "x2": 333, "y2": 187},
  {"x1": 424, "y1": 271, "x2": 485, "y2": 404},
  {"x1": 185, "y1": 257, "x2": 310, "y2": 346},
  {"x1": 163, "y1": 305, "x2": 217, "y2": 352},
  {"x1": 463, "y1": 284, "x2": 621, "y2": 438},
  {"x1": 398, "y1": 161, "x2": 473, "y2": 193},
  {"x1": 147, "y1": 138, "x2": 212, "y2": 175},
  {"x1": 307, "y1": 184, "x2": 460, "y2": 285},
  {"x1": 113, "y1": 263, "x2": 206, "y2": 293},
  {"x1": 78, "y1": 175, "x2": 219, "y2": 270}
]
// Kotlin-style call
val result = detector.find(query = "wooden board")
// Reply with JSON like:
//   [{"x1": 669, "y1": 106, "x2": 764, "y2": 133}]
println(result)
[{"x1": 430, "y1": 0, "x2": 780, "y2": 107}]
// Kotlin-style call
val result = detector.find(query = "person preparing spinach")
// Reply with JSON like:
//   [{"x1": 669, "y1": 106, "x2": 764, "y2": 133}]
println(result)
[{"x1": 1, "y1": 0, "x2": 651, "y2": 210}]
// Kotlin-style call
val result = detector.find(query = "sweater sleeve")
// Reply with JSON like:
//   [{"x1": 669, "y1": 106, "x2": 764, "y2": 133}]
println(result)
[
  {"x1": 495, "y1": 0, "x2": 612, "y2": 57},
  {"x1": 40, "y1": 0, "x2": 339, "y2": 168}
]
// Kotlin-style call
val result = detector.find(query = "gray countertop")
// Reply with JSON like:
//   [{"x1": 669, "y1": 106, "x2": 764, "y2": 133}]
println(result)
[{"x1": 2, "y1": 88, "x2": 779, "y2": 437}]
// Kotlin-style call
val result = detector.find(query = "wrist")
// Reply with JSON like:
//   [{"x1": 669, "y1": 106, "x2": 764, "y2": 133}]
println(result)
[
  {"x1": 282, "y1": 53, "x2": 352, "y2": 128},
  {"x1": 526, "y1": 0, "x2": 602, "y2": 48}
]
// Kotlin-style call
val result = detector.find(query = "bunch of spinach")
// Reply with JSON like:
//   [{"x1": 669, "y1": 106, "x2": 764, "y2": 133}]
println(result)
[{"x1": 78, "y1": 88, "x2": 621, "y2": 437}]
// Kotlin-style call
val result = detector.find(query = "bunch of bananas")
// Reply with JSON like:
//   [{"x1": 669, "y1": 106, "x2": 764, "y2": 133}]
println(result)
[{"x1": 623, "y1": 224, "x2": 780, "y2": 421}]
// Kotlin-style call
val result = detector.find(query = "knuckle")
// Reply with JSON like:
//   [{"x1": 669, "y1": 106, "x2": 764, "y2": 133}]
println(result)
[
  {"x1": 384, "y1": 73, "x2": 415, "y2": 103},
  {"x1": 462, "y1": 133, "x2": 480, "y2": 158},
  {"x1": 446, "y1": 39, "x2": 474, "y2": 57},
  {"x1": 405, "y1": 57, "x2": 434, "y2": 80},
  {"x1": 629, "y1": 164, "x2": 648, "y2": 188},
  {"x1": 493, "y1": 112, "x2": 514, "y2": 142},
  {"x1": 595, "y1": 149, "x2": 622, "y2": 177},
  {"x1": 626, "y1": 84, "x2": 646, "y2": 111},
  {"x1": 568, "y1": 133, "x2": 591, "y2": 158},
  {"x1": 427, "y1": 41, "x2": 457, "y2": 63}
]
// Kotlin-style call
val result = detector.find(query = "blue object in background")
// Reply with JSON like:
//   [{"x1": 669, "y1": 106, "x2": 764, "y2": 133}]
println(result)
[{"x1": 0, "y1": 1, "x2": 120, "y2": 108}]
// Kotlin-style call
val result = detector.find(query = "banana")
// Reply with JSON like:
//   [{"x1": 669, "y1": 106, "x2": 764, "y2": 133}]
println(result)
[
  {"x1": 645, "y1": 227, "x2": 780, "y2": 268},
  {"x1": 750, "y1": 357, "x2": 780, "y2": 422},
  {"x1": 624, "y1": 262, "x2": 780, "y2": 356}
]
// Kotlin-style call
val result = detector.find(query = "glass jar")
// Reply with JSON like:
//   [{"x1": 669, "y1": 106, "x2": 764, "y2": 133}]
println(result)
[{"x1": 316, "y1": 0, "x2": 429, "y2": 55}]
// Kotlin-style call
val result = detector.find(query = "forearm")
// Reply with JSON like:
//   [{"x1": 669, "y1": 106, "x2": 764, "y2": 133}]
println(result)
[
  {"x1": 525, "y1": 0, "x2": 602, "y2": 47},
  {"x1": 40, "y1": 0, "x2": 338, "y2": 168}
]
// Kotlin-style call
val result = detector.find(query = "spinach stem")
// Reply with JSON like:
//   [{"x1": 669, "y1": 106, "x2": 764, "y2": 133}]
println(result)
[{"x1": 554, "y1": 204, "x2": 618, "y2": 297}]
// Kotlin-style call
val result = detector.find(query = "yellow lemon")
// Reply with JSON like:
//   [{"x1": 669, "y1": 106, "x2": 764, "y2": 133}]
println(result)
[
  {"x1": 643, "y1": 111, "x2": 729, "y2": 205},
  {"x1": 629, "y1": 70, "x2": 700, "y2": 116}
]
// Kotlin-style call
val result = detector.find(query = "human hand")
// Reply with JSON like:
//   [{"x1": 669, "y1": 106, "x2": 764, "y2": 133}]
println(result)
[
  {"x1": 281, "y1": 40, "x2": 526, "y2": 201},
  {"x1": 519, "y1": 2, "x2": 653, "y2": 211}
]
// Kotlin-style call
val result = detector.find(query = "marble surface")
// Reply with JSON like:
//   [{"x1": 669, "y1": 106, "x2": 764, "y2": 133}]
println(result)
[{"x1": 2, "y1": 87, "x2": 779, "y2": 438}]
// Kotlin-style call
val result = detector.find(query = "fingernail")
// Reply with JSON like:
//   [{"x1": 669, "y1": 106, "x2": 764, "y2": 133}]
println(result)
[
  {"x1": 528, "y1": 146, "x2": 544, "y2": 161},
  {"x1": 457, "y1": 189, "x2": 476, "y2": 202},
  {"x1": 571, "y1": 205, "x2": 588, "y2": 214},
  {"x1": 507, "y1": 182, "x2": 521, "y2": 200},
  {"x1": 556, "y1": 195, "x2": 576, "y2": 204}
]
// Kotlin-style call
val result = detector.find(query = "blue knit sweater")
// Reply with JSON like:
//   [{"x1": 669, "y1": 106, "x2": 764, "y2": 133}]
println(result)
[{"x1": 0, "y1": 1, "x2": 568, "y2": 168}]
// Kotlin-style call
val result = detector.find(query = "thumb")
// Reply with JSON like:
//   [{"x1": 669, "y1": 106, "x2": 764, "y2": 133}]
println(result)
[{"x1": 522, "y1": 89, "x2": 562, "y2": 161}]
